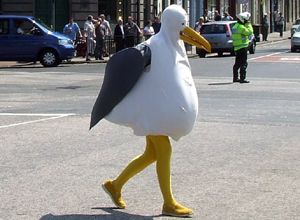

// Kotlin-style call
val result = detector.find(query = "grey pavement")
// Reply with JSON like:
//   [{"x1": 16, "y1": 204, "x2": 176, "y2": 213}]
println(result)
[{"x1": 1, "y1": 32, "x2": 299, "y2": 220}]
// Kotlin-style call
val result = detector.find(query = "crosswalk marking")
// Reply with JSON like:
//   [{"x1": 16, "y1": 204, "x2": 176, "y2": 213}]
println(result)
[{"x1": 0, "y1": 113, "x2": 75, "y2": 129}]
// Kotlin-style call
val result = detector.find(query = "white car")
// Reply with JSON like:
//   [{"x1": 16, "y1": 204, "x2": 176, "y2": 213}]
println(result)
[
  {"x1": 290, "y1": 18, "x2": 300, "y2": 38},
  {"x1": 291, "y1": 26, "x2": 300, "y2": 52}
]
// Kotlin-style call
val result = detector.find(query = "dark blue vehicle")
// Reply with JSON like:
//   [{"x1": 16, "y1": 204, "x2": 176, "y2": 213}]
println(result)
[{"x1": 0, "y1": 15, "x2": 75, "y2": 67}]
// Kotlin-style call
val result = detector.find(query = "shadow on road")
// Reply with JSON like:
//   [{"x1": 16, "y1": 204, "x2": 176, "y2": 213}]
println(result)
[{"x1": 40, "y1": 207, "x2": 160, "y2": 220}]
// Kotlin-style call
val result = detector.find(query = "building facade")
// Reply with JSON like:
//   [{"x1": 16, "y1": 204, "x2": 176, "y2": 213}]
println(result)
[{"x1": 0, "y1": 0, "x2": 299, "y2": 33}]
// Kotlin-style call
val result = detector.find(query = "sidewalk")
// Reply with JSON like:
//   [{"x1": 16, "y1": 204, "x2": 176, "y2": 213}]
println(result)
[{"x1": 0, "y1": 31, "x2": 290, "y2": 68}]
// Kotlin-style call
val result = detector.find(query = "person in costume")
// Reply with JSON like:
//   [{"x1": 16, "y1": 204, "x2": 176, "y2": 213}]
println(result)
[{"x1": 90, "y1": 5, "x2": 211, "y2": 217}]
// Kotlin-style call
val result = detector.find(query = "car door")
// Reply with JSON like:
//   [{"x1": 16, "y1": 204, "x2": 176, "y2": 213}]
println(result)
[
  {"x1": 9, "y1": 18, "x2": 43, "y2": 60},
  {"x1": 0, "y1": 18, "x2": 12, "y2": 60}
]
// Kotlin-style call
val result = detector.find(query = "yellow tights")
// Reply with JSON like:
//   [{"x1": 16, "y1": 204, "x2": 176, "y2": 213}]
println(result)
[
  {"x1": 109, "y1": 135, "x2": 192, "y2": 216},
  {"x1": 113, "y1": 135, "x2": 174, "y2": 204}
]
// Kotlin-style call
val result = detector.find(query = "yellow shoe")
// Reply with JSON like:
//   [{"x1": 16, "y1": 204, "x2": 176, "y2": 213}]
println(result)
[
  {"x1": 162, "y1": 202, "x2": 193, "y2": 217},
  {"x1": 102, "y1": 180, "x2": 126, "y2": 209}
]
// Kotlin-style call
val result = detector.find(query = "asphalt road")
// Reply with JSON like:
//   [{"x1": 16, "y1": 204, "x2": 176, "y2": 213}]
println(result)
[{"x1": 0, "y1": 40, "x2": 299, "y2": 220}]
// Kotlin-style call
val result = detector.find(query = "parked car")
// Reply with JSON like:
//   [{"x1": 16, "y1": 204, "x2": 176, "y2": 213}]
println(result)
[
  {"x1": 291, "y1": 26, "x2": 300, "y2": 52},
  {"x1": 290, "y1": 18, "x2": 300, "y2": 38},
  {"x1": 0, "y1": 15, "x2": 75, "y2": 67},
  {"x1": 197, "y1": 20, "x2": 256, "y2": 58}
]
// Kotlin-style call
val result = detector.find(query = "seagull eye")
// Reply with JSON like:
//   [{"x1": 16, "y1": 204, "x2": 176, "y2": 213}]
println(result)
[{"x1": 181, "y1": 23, "x2": 184, "y2": 25}]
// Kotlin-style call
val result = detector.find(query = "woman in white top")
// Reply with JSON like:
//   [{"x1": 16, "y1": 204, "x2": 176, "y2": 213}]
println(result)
[
  {"x1": 194, "y1": 17, "x2": 204, "y2": 33},
  {"x1": 84, "y1": 15, "x2": 96, "y2": 61},
  {"x1": 143, "y1": 20, "x2": 155, "y2": 40}
]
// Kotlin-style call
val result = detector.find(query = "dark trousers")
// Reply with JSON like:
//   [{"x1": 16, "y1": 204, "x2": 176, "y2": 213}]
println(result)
[
  {"x1": 94, "y1": 38, "x2": 104, "y2": 59},
  {"x1": 125, "y1": 36, "x2": 135, "y2": 48},
  {"x1": 278, "y1": 24, "x2": 283, "y2": 37},
  {"x1": 115, "y1": 37, "x2": 125, "y2": 52},
  {"x1": 262, "y1": 26, "x2": 269, "y2": 41},
  {"x1": 233, "y1": 47, "x2": 248, "y2": 81}
]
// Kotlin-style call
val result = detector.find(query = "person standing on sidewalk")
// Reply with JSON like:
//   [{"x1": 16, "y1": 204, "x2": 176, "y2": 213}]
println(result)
[
  {"x1": 194, "y1": 17, "x2": 204, "y2": 32},
  {"x1": 143, "y1": 20, "x2": 155, "y2": 40},
  {"x1": 152, "y1": 16, "x2": 161, "y2": 34},
  {"x1": 261, "y1": 13, "x2": 269, "y2": 41},
  {"x1": 94, "y1": 17, "x2": 105, "y2": 60},
  {"x1": 124, "y1": 16, "x2": 142, "y2": 48},
  {"x1": 276, "y1": 12, "x2": 284, "y2": 37},
  {"x1": 63, "y1": 17, "x2": 82, "y2": 43},
  {"x1": 99, "y1": 14, "x2": 112, "y2": 56},
  {"x1": 84, "y1": 15, "x2": 96, "y2": 61},
  {"x1": 114, "y1": 18, "x2": 125, "y2": 52},
  {"x1": 232, "y1": 12, "x2": 253, "y2": 83}
]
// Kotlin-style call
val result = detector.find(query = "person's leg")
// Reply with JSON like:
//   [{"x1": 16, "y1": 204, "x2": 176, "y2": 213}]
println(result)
[
  {"x1": 94, "y1": 38, "x2": 100, "y2": 60},
  {"x1": 99, "y1": 38, "x2": 104, "y2": 59},
  {"x1": 113, "y1": 137, "x2": 156, "y2": 189},
  {"x1": 239, "y1": 48, "x2": 249, "y2": 83},
  {"x1": 280, "y1": 25, "x2": 283, "y2": 37},
  {"x1": 86, "y1": 38, "x2": 90, "y2": 61},
  {"x1": 262, "y1": 27, "x2": 266, "y2": 41},
  {"x1": 233, "y1": 50, "x2": 241, "y2": 82},
  {"x1": 103, "y1": 136, "x2": 157, "y2": 208},
  {"x1": 149, "y1": 135, "x2": 193, "y2": 217}
]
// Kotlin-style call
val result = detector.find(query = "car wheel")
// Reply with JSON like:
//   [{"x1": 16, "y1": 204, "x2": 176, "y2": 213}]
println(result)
[
  {"x1": 249, "y1": 43, "x2": 256, "y2": 54},
  {"x1": 291, "y1": 46, "x2": 296, "y2": 52},
  {"x1": 217, "y1": 52, "x2": 223, "y2": 56},
  {"x1": 198, "y1": 50, "x2": 206, "y2": 58},
  {"x1": 40, "y1": 49, "x2": 60, "y2": 67}
]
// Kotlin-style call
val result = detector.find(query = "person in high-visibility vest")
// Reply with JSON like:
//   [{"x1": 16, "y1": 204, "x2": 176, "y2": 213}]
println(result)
[{"x1": 232, "y1": 12, "x2": 253, "y2": 83}]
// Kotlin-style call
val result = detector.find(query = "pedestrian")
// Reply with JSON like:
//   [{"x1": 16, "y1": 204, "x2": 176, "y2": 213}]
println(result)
[
  {"x1": 84, "y1": 15, "x2": 96, "y2": 61},
  {"x1": 276, "y1": 12, "x2": 284, "y2": 37},
  {"x1": 203, "y1": 9, "x2": 210, "y2": 23},
  {"x1": 194, "y1": 17, "x2": 204, "y2": 33},
  {"x1": 99, "y1": 14, "x2": 112, "y2": 56},
  {"x1": 94, "y1": 17, "x2": 105, "y2": 60},
  {"x1": 124, "y1": 16, "x2": 142, "y2": 48},
  {"x1": 63, "y1": 17, "x2": 82, "y2": 42},
  {"x1": 222, "y1": 12, "x2": 233, "y2": 21},
  {"x1": 232, "y1": 12, "x2": 253, "y2": 83},
  {"x1": 152, "y1": 16, "x2": 161, "y2": 34},
  {"x1": 214, "y1": 10, "x2": 222, "y2": 21},
  {"x1": 261, "y1": 13, "x2": 269, "y2": 41},
  {"x1": 114, "y1": 18, "x2": 125, "y2": 52},
  {"x1": 143, "y1": 20, "x2": 155, "y2": 40},
  {"x1": 90, "y1": 5, "x2": 210, "y2": 217}
]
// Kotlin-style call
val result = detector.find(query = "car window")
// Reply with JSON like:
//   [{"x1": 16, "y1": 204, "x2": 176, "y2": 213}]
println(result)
[
  {"x1": 295, "y1": 19, "x2": 300, "y2": 25},
  {"x1": 14, "y1": 19, "x2": 34, "y2": 35},
  {"x1": 201, "y1": 24, "x2": 226, "y2": 34},
  {"x1": 0, "y1": 19, "x2": 9, "y2": 35}
]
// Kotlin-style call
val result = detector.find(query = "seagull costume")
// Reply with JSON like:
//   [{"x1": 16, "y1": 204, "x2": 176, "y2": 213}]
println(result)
[{"x1": 90, "y1": 5, "x2": 211, "y2": 217}]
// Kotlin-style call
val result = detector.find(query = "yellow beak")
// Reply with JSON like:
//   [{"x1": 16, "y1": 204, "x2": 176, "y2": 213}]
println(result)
[{"x1": 180, "y1": 26, "x2": 211, "y2": 53}]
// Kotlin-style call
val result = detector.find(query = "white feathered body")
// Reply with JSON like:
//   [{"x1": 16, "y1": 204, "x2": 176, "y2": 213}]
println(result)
[{"x1": 106, "y1": 32, "x2": 198, "y2": 141}]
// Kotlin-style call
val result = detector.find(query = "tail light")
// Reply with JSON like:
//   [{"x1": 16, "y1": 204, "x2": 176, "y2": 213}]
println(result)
[{"x1": 225, "y1": 25, "x2": 230, "y2": 37}]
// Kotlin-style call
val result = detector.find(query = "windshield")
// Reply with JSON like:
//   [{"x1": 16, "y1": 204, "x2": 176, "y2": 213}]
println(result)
[
  {"x1": 32, "y1": 18, "x2": 53, "y2": 32},
  {"x1": 201, "y1": 24, "x2": 227, "y2": 34}
]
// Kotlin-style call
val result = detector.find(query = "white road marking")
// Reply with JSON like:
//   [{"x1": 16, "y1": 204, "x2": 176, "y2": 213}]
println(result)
[
  {"x1": 280, "y1": 57, "x2": 300, "y2": 61},
  {"x1": 248, "y1": 52, "x2": 284, "y2": 61},
  {"x1": 0, "y1": 113, "x2": 75, "y2": 129}
]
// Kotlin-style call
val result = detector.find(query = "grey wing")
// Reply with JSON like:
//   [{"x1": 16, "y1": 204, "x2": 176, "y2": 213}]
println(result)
[{"x1": 90, "y1": 44, "x2": 151, "y2": 129}]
